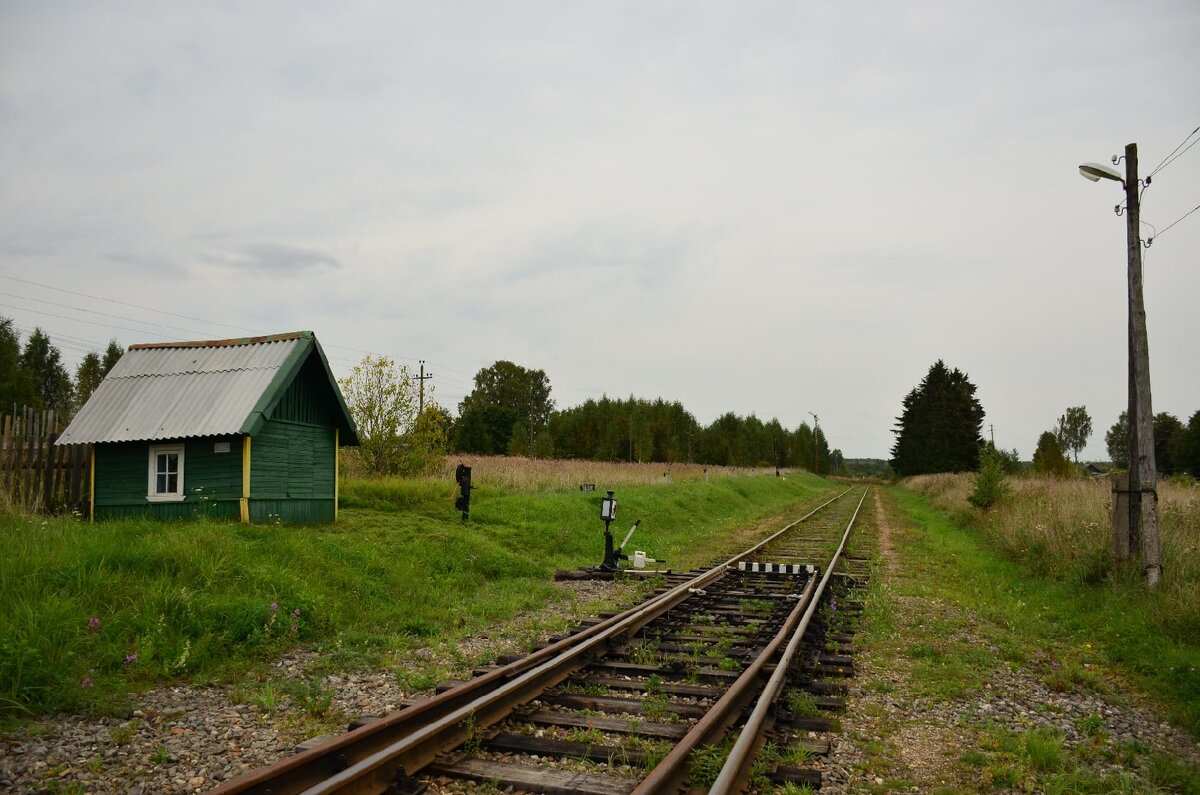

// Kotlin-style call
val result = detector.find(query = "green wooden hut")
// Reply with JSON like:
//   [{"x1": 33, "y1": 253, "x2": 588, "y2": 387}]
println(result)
[{"x1": 57, "y1": 331, "x2": 359, "y2": 524}]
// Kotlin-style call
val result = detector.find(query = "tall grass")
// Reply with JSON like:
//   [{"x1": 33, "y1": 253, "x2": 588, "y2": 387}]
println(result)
[
  {"x1": 903, "y1": 473, "x2": 1200, "y2": 643},
  {"x1": 887, "y1": 485, "x2": 1200, "y2": 733},
  {"x1": 342, "y1": 452, "x2": 784, "y2": 492},
  {"x1": 0, "y1": 467, "x2": 836, "y2": 721}
]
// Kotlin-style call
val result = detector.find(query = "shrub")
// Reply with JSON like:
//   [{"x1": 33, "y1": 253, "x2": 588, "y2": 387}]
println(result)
[{"x1": 968, "y1": 445, "x2": 1011, "y2": 511}]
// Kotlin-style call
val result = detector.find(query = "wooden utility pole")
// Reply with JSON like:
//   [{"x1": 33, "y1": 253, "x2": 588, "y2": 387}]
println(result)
[
  {"x1": 416, "y1": 360, "x2": 434, "y2": 416},
  {"x1": 808, "y1": 412, "x2": 819, "y2": 475},
  {"x1": 1123, "y1": 143, "x2": 1162, "y2": 588}
]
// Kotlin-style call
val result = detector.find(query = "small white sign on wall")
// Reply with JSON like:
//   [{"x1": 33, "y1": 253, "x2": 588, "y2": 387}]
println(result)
[{"x1": 214, "y1": 441, "x2": 231, "y2": 454}]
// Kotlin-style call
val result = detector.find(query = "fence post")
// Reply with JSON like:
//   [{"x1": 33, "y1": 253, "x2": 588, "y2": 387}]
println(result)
[{"x1": 44, "y1": 432, "x2": 58, "y2": 512}]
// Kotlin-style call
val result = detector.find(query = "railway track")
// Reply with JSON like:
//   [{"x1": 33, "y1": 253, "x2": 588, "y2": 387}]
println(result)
[{"x1": 213, "y1": 485, "x2": 872, "y2": 794}]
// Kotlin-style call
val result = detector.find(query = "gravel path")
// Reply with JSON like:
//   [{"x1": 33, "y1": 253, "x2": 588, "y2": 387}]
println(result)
[{"x1": 0, "y1": 579, "x2": 632, "y2": 794}]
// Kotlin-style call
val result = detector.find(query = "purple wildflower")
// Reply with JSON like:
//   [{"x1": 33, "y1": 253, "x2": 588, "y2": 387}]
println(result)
[
  {"x1": 87, "y1": 616, "x2": 101, "y2": 633},
  {"x1": 80, "y1": 676, "x2": 93, "y2": 688},
  {"x1": 293, "y1": 608, "x2": 301, "y2": 618},
  {"x1": 270, "y1": 602, "x2": 278, "y2": 611},
  {"x1": 125, "y1": 653, "x2": 138, "y2": 665}
]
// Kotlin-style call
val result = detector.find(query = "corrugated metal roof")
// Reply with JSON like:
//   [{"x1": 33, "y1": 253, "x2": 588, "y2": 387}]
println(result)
[{"x1": 58, "y1": 336, "x2": 306, "y2": 445}]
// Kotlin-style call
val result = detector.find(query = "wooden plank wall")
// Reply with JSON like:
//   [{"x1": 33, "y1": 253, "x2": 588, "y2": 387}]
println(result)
[{"x1": 0, "y1": 407, "x2": 90, "y2": 516}]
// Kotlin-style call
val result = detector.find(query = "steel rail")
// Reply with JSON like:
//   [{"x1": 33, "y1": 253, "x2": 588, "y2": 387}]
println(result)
[
  {"x1": 212, "y1": 487, "x2": 856, "y2": 794},
  {"x1": 628, "y1": 575, "x2": 818, "y2": 794},
  {"x1": 631, "y1": 486, "x2": 869, "y2": 795},
  {"x1": 709, "y1": 486, "x2": 870, "y2": 794}
]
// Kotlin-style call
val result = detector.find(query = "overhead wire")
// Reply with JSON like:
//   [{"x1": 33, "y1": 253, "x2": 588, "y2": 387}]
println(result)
[
  {"x1": 1147, "y1": 202, "x2": 1200, "y2": 245},
  {"x1": 0, "y1": 271, "x2": 475, "y2": 377},
  {"x1": 11, "y1": 324, "x2": 98, "y2": 357},
  {"x1": 1147, "y1": 124, "x2": 1200, "y2": 178},
  {"x1": 0, "y1": 290, "x2": 224, "y2": 340},
  {"x1": 0, "y1": 301, "x2": 183, "y2": 340},
  {"x1": 0, "y1": 274, "x2": 252, "y2": 332}
]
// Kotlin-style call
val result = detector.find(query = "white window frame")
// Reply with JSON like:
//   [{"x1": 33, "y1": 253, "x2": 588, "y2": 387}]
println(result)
[{"x1": 147, "y1": 444, "x2": 186, "y2": 502}]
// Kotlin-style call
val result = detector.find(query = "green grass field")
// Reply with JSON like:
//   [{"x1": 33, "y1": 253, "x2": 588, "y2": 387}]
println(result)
[
  {"x1": 0, "y1": 469, "x2": 837, "y2": 723},
  {"x1": 866, "y1": 486, "x2": 1199, "y2": 792},
  {"x1": 886, "y1": 486, "x2": 1200, "y2": 733}
]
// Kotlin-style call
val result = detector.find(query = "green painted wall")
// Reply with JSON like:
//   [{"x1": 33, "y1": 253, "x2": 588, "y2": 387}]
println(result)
[
  {"x1": 271, "y1": 353, "x2": 341, "y2": 427},
  {"x1": 248, "y1": 419, "x2": 336, "y2": 524},
  {"x1": 93, "y1": 437, "x2": 242, "y2": 521}
]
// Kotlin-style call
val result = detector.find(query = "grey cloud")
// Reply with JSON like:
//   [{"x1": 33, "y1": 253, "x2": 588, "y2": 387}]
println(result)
[
  {"x1": 204, "y1": 243, "x2": 341, "y2": 273},
  {"x1": 0, "y1": 235, "x2": 52, "y2": 257}
]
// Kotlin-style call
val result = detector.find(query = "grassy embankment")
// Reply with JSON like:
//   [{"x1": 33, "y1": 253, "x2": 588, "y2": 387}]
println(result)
[
  {"x1": 857, "y1": 479, "x2": 1199, "y2": 791},
  {"x1": 903, "y1": 474, "x2": 1199, "y2": 730},
  {"x1": 0, "y1": 460, "x2": 837, "y2": 724}
]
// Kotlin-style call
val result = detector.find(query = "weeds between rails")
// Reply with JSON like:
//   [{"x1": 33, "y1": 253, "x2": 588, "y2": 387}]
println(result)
[{"x1": 209, "y1": 488, "x2": 869, "y2": 793}]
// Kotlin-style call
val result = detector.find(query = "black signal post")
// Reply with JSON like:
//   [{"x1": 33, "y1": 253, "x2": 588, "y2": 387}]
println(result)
[{"x1": 454, "y1": 463, "x2": 472, "y2": 521}]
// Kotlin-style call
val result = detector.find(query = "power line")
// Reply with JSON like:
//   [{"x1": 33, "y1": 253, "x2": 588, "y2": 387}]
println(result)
[
  {"x1": 0, "y1": 273, "x2": 256, "y2": 332},
  {"x1": 1151, "y1": 137, "x2": 1200, "y2": 177},
  {"x1": 10, "y1": 323, "x2": 105, "y2": 351},
  {"x1": 1146, "y1": 202, "x2": 1200, "y2": 246},
  {"x1": 10, "y1": 324, "x2": 97, "y2": 356},
  {"x1": 0, "y1": 273, "x2": 496, "y2": 400},
  {"x1": 0, "y1": 290, "x2": 220, "y2": 339},
  {"x1": 0, "y1": 301, "x2": 183, "y2": 340},
  {"x1": 1148, "y1": 124, "x2": 1200, "y2": 178},
  {"x1": 0, "y1": 271, "x2": 471, "y2": 375}
]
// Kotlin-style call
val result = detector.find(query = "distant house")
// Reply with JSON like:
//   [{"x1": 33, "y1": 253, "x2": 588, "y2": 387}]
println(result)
[{"x1": 57, "y1": 331, "x2": 358, "y2": 524}]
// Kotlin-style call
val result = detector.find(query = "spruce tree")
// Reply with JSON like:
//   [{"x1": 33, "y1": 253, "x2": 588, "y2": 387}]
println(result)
[
  {"x1": 20, "y1": 328, "x2": 73, "y2": 417},
  {"x1": 0, "y1": 319, "x2": 37, "y2": 412},
  {"x1": 1032, "y1": 431, "x2": 1071, "y2": 477},
  {"x1": 100, "y1": 339, "x2": 124, "y2": 376},
  {"x1": 75, "y1": 352, "x2": 104, "y2": 406},
  {"x1": 890, "y1": 360, "x2": 985, "y2": 476}
]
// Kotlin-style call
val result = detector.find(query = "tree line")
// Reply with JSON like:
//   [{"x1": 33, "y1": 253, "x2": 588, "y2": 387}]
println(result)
[
  {"x1": 1, "y1": 319, "x2": 122, "y2": 420},
  {"x1": 334, "y1": 357, "x2": 836, "y2": 475},
  {"x1": 1, "y1": 324, "x2": 838, "y2": 476},
  {"x1": 447, "y1": 360, "x2": 835, "y2": 470},
  {"x1": 890, "y1": 358, "x2": 1200, "y2": 479}
]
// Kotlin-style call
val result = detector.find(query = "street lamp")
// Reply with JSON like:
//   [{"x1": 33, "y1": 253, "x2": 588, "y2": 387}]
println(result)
[{"x1": 1078, "y1": 143, "x2": 1161, "y2": 588}]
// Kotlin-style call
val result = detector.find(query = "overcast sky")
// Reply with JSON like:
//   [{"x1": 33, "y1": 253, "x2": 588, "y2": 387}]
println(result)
[{"x1": 2, "y1": 2, "x2": 1197, "y2": 460}]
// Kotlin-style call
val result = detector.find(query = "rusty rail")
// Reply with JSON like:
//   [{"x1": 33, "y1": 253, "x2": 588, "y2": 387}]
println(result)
[
  {"x1": 633, "y1": 486, "x2": 869, "y2": 794},
  {"x1": 709, "y1": 486, "x2": 870, "y2": 793},
  {"x1": 212, "y1": 487, "x2": 855, "y2": 794}
]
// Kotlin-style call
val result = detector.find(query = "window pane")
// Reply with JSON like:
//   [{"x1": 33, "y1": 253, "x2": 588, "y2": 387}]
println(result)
[{"x1": 153, "y1": 450, "x2": 181, "y2": 495}]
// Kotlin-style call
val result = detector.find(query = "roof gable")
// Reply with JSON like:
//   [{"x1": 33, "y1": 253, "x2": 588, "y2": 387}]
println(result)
[{"x1": 57, "y1": 331, "x2": 358, "y2": 445}]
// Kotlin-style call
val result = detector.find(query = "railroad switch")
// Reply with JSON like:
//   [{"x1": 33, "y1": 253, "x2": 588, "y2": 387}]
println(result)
[{"x1": 598, "y1": 490, "x2": 663, "y2": 572}]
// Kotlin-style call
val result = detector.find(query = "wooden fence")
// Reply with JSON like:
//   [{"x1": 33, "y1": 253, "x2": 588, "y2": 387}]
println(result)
[{"x1": 1, "y1": 407, "x2": 90, "y2": 516}]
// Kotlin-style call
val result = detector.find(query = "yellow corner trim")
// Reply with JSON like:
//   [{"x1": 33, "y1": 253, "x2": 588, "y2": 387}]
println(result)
[
  {"x1": 334, "y1": 427, "x2": 339, "y2": 522},
  {"x1": 240, "y1": 435, "x2": 251, "y2": 523}
]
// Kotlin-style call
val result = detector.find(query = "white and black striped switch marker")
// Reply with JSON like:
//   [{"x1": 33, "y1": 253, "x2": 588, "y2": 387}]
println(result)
[{"x1": 736, "y1": 562, "x2": 817, "y2": 575}]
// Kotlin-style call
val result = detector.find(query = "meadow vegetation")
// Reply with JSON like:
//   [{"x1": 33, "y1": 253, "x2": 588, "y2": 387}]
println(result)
[
  {"x1": 856, "y1": 488, "x2": 1199, "y2": 791},
  {"x1": 898, "y1": 473, "x2": 1200, "y2": 732},
  {"x1": 0, "y1": 459, "x2": 836, "y2": 724}
]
